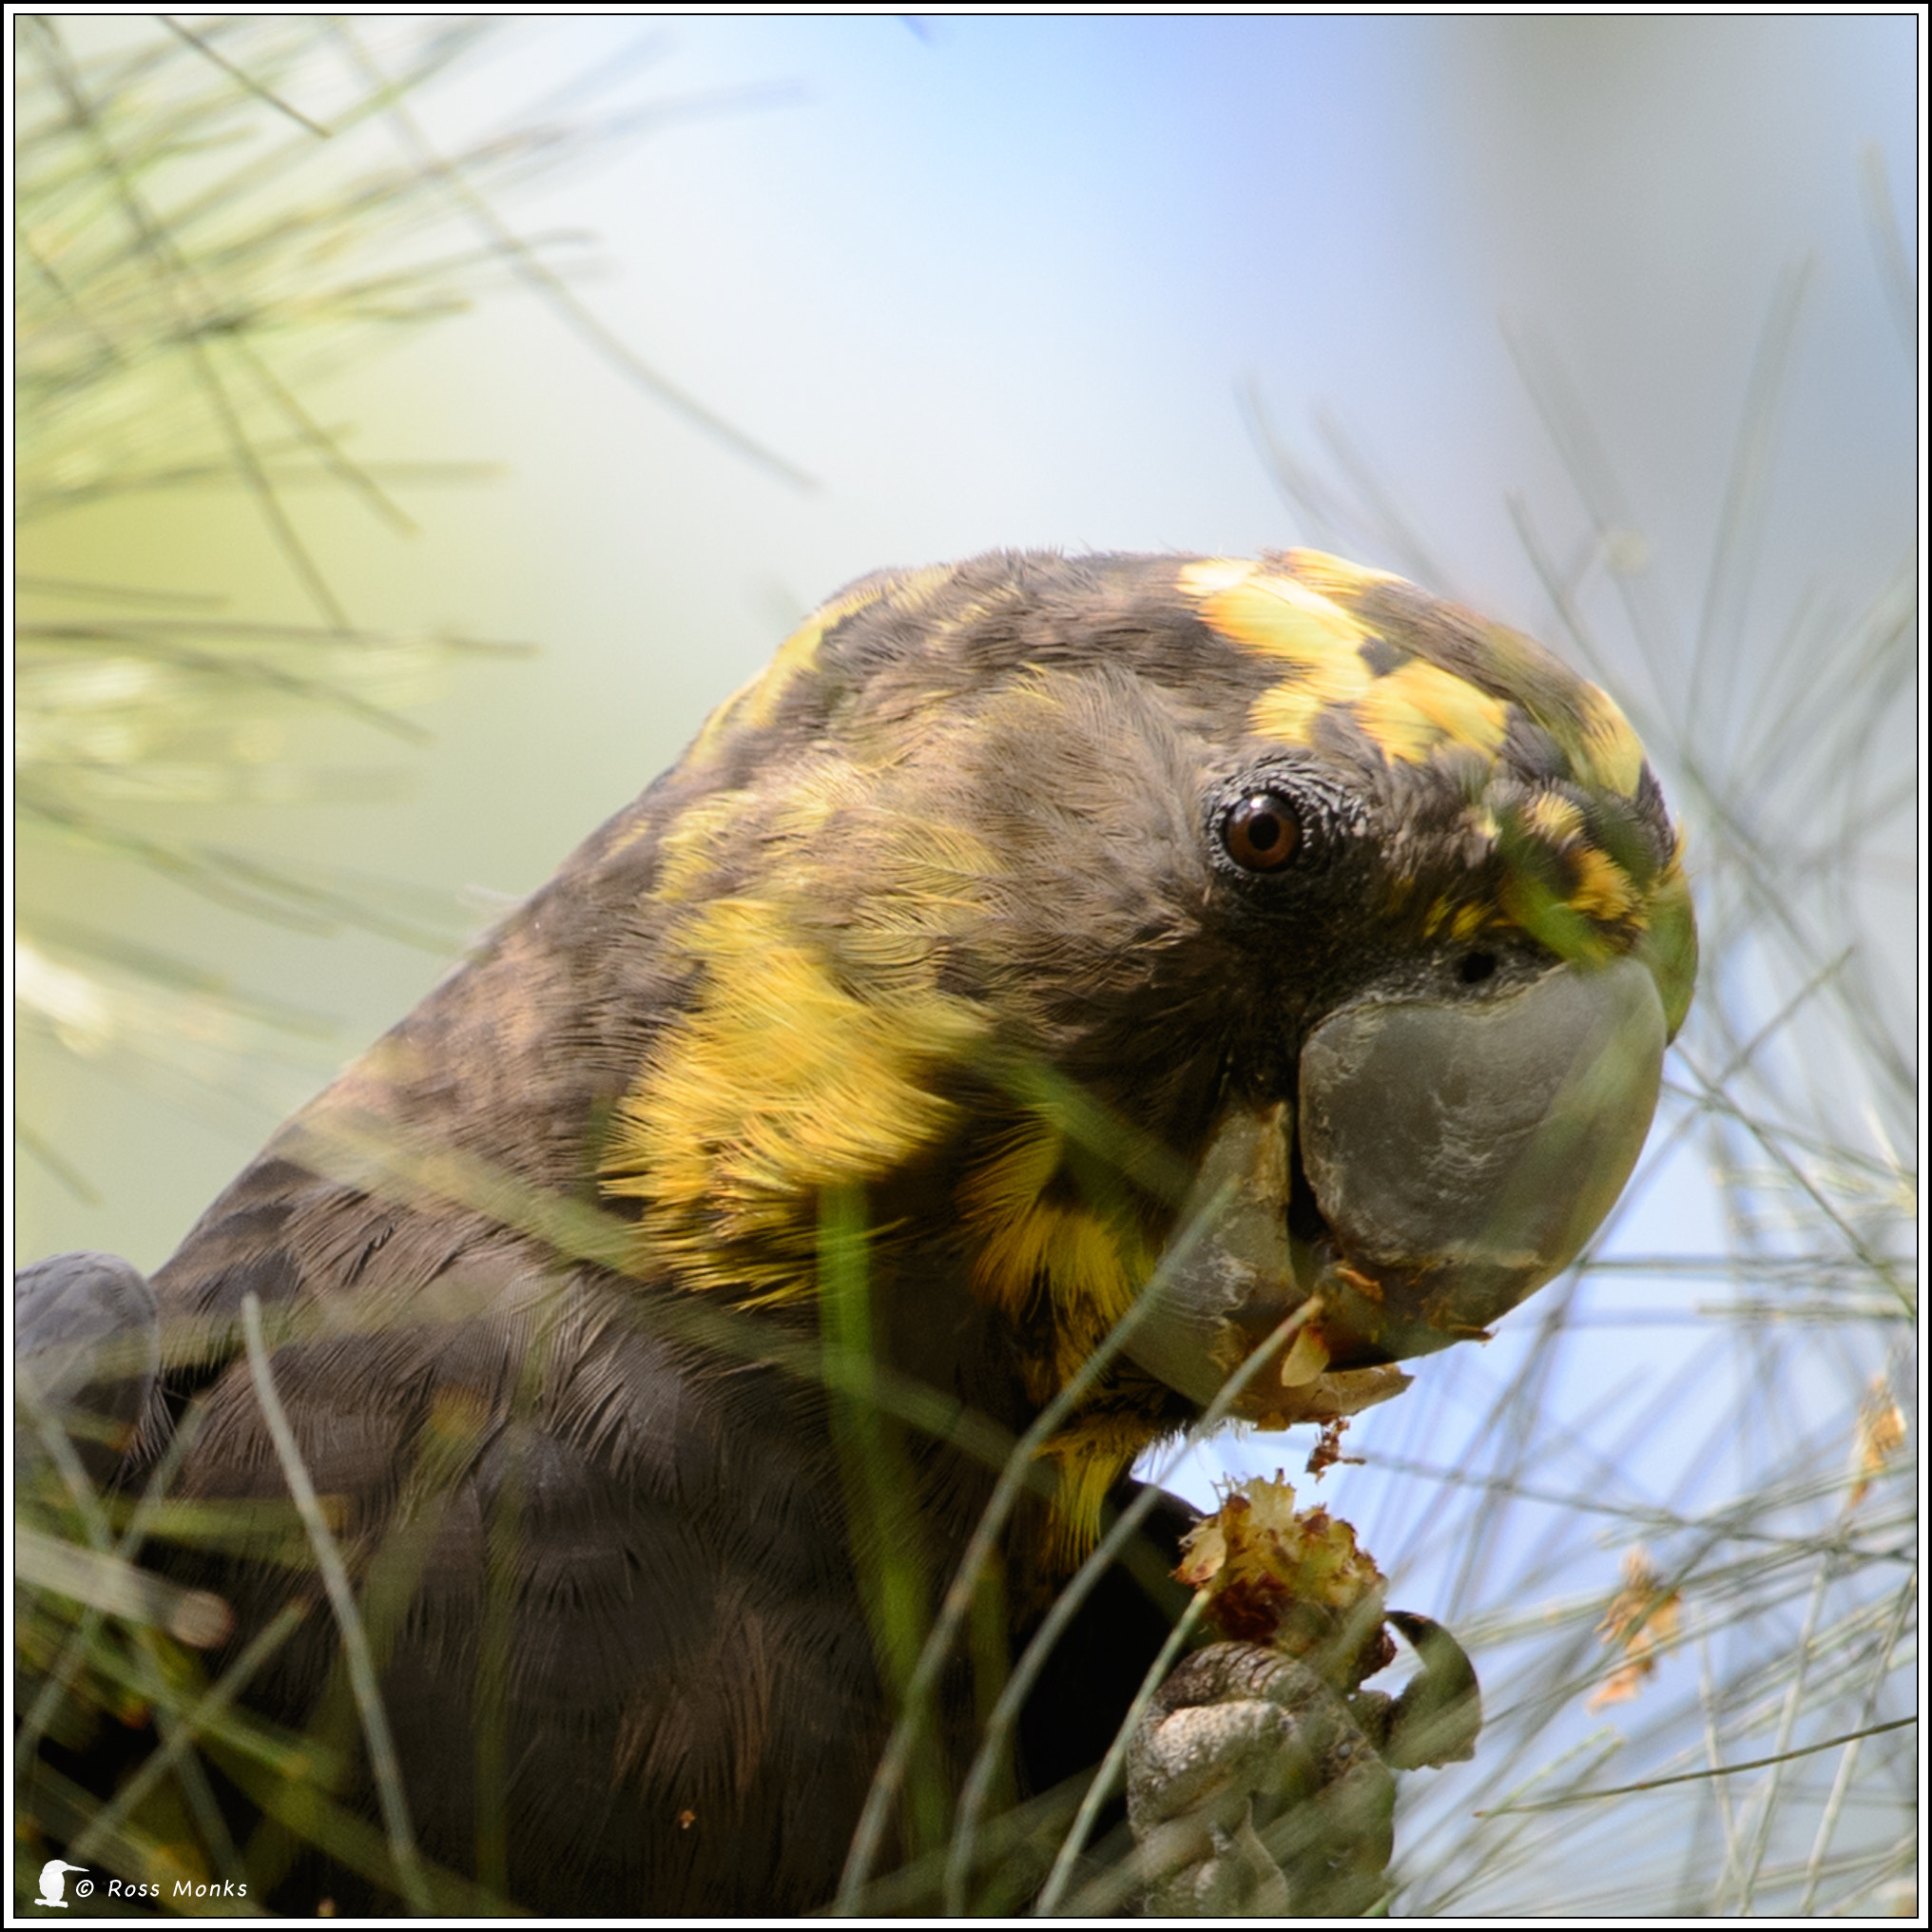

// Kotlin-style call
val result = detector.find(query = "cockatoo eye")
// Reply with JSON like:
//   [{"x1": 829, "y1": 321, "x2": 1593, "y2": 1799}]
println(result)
[{"x1": 1222, "y1": 792, "x2": 1303, "y2": 872}]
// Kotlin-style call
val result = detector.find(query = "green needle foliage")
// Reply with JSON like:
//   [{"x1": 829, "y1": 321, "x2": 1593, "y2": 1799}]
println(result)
[
  {"x1": 14, "y1": 15, "x2": 548, "y2": 1177},
  {"x1": 1243, "y1": 214, "x2": 1915, "y2": 1916}
]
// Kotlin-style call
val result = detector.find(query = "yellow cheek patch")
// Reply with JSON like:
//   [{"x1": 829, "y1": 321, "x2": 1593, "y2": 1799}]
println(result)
[
  {"x1": 1279, "y1": 549, "x2": 1401, "y2": 603},
  {"x1": 1516, "y1": 790, "x2": 1637, "y2": 923},
  {"x1": 1575, "y1": 686, "x2": 1646, "y2": 798},
  {"x1": 1569, "y1": 844, "x2": 1639, "y2": 922},
  {"x1": 956, "y1": 1116, "x2": 1063, "y2": 1287},
  {"x1": 682, "y1": 689, "x2": 749, "y2": 769},
  {"x1": 956, "y1": 1115, "x2": 1159, "y2": 1405},
  {"x1": 732, "y1": 625, "x2": 823, "y2": 734},
  {"x1": 605, "y1": 898, "x2": 988, "y2": 1293},
  {"x1": 1352, "y1": 658, "x2": 1510, "y2": 766},
  {"x1": 649, "y1": 787, "x2": 762, "y2": 903},
  {"x1": 954, "y1": 1105, "x2": 1167, "y2": 1569},
  {"x1": 1524, "y1": 791, "x2": 1586, "y2": 847},
  {"x1": 1176, "y1": 555, "x2": 1262, "y2": 600},
  {"x1": 684, "y1": 577, "x2": 902, "y2": 765},
  {"x1": 1183, "y1": 561, "x2": 1370, "y2": 665},
  {"x1": 655, "y1": 751, "x2": 992, "y2": 922},
  {"x1": 1249, "y1": 678, "x2": 1355, "y2": 744},
  {"x1": 1422, "y1": 893, "x2": 1502, "y2": 944},
  {"x1": 648, "y1": 769, "x2": 862, "y2": 907},
  {"x1": 1181, "y1": 559, "x2": 1379, "y2": 748},
  {"x1": 993, "y1": 1203, "x2": 1134, "y2": 1343},
  {"x1": 1038, "y1": 1412, "x2": 1166, "y2": 1570},
  {"x1": 733, "y1": 583, "x2": 879, "y2": 735},
  {"x1": 958, "y1": 1122, "x2": 1134, "y2": 1322}
]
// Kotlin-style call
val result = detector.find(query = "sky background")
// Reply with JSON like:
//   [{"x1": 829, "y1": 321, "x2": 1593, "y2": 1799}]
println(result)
[{"x1": 21, "y1": 13, "x2": 1914, "y2": 1267}]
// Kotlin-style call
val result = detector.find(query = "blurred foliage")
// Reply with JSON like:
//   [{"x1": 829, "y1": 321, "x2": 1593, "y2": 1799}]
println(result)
[
  {"x1": 12, "y1": 17, "x2": 816, "y2": 1913},
  {"x1": 13, "y1": 15, "x2": 548, "y2": 1190},
  {"x1": 12, "y1": 14, "x2": 1917, "y2": 1921},
  {"x1": 1243, "y1": 211, "x2": 1916, "y2": 1915}
]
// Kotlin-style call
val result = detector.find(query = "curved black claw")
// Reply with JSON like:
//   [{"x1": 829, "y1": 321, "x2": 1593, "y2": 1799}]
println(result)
[
  {"x1": 15, "y1": 1251, "x2": 158, "y2": 1489},
  {"x1": 1378, "y1": 1611, "x2": 1482, "y2": 1769}
]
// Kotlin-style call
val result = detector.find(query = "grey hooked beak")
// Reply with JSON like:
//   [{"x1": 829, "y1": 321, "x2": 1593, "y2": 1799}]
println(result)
[{"x1": 1125, "y1": 954, "x2": 1667, "y2": 1419}]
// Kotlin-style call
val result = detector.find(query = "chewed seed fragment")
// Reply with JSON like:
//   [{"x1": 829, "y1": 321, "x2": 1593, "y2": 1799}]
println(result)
[{"x1": 1176, "y1": 1473, "x2": 1394, "y2": 1690}]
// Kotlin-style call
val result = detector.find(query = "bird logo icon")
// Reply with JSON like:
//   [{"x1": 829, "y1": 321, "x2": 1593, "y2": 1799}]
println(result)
[{"x1": 35, "y1": 1860, "x2": 87, "y2": 1907}]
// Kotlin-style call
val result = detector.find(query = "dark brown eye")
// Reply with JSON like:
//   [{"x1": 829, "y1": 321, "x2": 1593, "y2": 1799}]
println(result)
[{"x1": 1223, "y1": 793, "x2": 1302, "y2": 872}]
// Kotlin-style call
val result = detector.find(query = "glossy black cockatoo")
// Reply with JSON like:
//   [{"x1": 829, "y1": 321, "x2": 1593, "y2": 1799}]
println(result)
[{"x1": 17, "y1": 551, "x2": 1693, "y2": 1914}]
